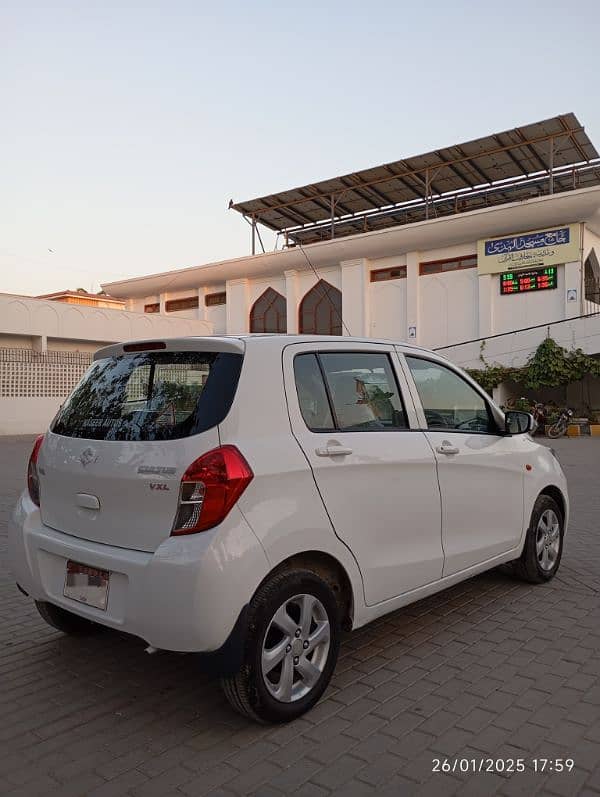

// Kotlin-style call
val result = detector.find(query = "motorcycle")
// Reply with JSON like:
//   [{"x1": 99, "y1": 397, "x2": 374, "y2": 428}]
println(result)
[
  {"x1": 546, "y1": 407, "x2": 574, "y2": 438},
  {"x1": 531, "y1": 402, "x2": 546, "y2": 434}
]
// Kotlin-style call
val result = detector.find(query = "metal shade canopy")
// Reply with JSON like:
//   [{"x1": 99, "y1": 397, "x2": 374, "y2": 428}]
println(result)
[{"x1": 230, "y1": 113, "x2": 600, "y2": 248}]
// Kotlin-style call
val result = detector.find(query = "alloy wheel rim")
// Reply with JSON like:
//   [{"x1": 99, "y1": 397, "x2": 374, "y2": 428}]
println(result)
[
  {"x1": 536, "y1": 508, "x2": 561, "y2": 572},
  {"x1": 261, "y1": 593, "x2": 331, "y2": 703}
]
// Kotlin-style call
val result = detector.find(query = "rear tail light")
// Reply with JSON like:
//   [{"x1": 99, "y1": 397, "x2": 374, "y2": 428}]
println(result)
[
  {"x1": 171, "y1": 445, "x2": 253, "y2": 535},
  {"x1": 27, "y1": 434, "x2": 45, "y2": 507}
]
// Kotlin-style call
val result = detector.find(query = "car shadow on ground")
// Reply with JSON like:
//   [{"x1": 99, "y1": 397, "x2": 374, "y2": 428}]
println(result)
[{"x1": 25, "y1": 566, "x2": 525, "y2": 732}]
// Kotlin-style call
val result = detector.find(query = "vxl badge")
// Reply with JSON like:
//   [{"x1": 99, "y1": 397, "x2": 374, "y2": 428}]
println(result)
[{"x1": 78, "y1": 447, "x2": 98, "y2": 468}]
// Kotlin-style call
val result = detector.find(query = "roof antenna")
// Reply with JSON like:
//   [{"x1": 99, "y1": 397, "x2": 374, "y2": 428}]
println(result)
[{"x1": 297, "y1": 243, "x2": 352, "y2": 337}]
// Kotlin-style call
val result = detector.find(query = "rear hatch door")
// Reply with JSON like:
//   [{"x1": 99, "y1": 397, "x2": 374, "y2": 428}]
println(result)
[{"x1": 39, "y1": 339, "x2": 244, "y2": 553}]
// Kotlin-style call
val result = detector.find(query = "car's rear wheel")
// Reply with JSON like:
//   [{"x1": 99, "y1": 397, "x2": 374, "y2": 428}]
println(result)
[
  {"x1": 35, "y1": 601, "x2": 101, "y2": 635},
  {"x1": 221, "y1": 569, "x2": 341, "y2": 723},
  {"x1": 513, "y1": 495, "x2": 564, "y2": 583}
]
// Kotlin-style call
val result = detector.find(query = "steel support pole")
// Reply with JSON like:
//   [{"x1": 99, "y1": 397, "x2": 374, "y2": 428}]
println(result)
[
  {"x1": 330, "y1": 194, "x2": 335, "y2": 239},
  {"x1": 425, "y1": 169, "x2": 430, "y2": 220},
  {"x1": 251, "y1": 216, "x2": 256, "y2": 255},
  {"x1": 549, "y1": 138, "x2": 554, "y2": 194}
]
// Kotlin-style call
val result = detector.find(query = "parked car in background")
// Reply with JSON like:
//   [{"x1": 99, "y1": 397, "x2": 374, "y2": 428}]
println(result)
[{"x1": 9, "y1": 335, "x2": 568, "y2": 723}]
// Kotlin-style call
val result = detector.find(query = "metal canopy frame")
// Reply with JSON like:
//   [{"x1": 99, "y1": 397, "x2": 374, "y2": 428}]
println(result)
[{"x1": 229, "y1": 114, "x2": 600, "y2": 250}]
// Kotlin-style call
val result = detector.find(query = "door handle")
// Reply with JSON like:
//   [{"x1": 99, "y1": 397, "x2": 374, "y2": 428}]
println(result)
[
  {"x1": 315, "y1": 446, "x2": 353, "y2": 457},
  {"x1": 436, "y1": 442, "x2": 459, "y2": 455},
  {"x1": 75, "y1": 493, "x2": 100, "y2": 510}
]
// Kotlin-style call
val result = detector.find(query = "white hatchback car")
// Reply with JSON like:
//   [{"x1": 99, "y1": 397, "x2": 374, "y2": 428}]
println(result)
[{"x1": 9, "y1": 335, "x2": 568, "y2": 723}]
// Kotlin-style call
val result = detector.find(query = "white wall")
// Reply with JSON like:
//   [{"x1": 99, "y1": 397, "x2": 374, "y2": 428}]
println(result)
[
  {"x1": 1, "y1": 398, "x2": 65, "y2": 436},
  {"x1": 249, "y1": 277, "x2": 286, "y2": 305},
  {"x1": 419, "y1": 268, "x2": 479, "y2": 349},
  {"x1": 0, "y1": 292, "x2": 213, "y2": 346},
  {"x1": 95, "y1": 211, "x2": 600, "y2": 379},
  {"x1": 0, "y1": 293, "x2": 214, "y2": 435},
  {"x1": 297, "y1": 267, "x2": 341, "y2": 296},
  {"x1": 441, "y1": 313, "x2": 600, "y2": 371},
  {"x1": 207, "y1": 303, "x2": 227, "y2": 334},
  {"x1": 369, "y1": 279, "x2": 406, "y2": 339}
]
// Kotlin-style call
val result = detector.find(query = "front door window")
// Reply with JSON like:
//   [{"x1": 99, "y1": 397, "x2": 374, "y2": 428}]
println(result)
[{"x1": 406, "y1": 357, "x2": 493, "y2": 434}]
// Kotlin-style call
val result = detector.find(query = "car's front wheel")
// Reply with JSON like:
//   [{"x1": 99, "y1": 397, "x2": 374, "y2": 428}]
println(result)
[
  {"x1": 513, "y1": 494, "x2": 564, "y2": 583},
  {"x1": 221, "y1": 569, "x2": 341, "y2": 723}
]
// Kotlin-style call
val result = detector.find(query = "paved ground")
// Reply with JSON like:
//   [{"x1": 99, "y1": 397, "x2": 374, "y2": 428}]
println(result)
[{"x1": 0, "y1": 435, "x2": 599, "y2": 797}]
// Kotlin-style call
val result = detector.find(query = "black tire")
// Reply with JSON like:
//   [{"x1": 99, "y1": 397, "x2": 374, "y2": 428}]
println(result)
[
  {"x1": 547, "y1": 422, "x2": 566, "y2": 439},
  {"x1": 512, "y1": 495, "x2": 564, "y2": 584},
  {"x1": 221, "y1": 569, "x2": 341, "y2": 724},
  {"x1": 35, "y1": 601, "x2": 101, "y2": 635}
]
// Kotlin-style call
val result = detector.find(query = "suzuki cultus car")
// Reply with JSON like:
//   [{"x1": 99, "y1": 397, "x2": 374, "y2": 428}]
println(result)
[{"x1": 9, "y1": 335, "x2": 568, "y2": 723}]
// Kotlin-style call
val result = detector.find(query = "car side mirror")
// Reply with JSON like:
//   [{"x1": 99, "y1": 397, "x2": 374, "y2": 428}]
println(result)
[{"x1": 504, "y1": 410, "x2": 534, "y2": 435}]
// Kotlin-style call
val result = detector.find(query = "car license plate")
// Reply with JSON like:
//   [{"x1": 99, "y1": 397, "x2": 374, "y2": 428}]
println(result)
[{"x1": 64, "y1": 561, "x2": 110, "y2": 611}]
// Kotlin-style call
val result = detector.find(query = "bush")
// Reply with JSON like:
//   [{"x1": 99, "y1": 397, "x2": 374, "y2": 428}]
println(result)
[{"x1": 467, "y1": 338, "x2": 600, "y2": 394}]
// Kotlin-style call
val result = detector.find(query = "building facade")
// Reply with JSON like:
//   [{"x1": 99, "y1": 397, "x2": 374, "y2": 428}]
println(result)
[
  {"x1": 104, "y1": 187, "x2": 600, "y2": 372},
  {"x1": 5, "y1": 114, "x2": 600, "y2": 433}
]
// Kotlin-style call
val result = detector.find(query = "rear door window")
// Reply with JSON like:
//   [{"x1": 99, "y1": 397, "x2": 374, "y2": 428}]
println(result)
[
  {"x1": 294, "y1": 354, "x2": 335, "y2": 432},
  {"x1": 51, "y1": 351, "x2": 243, "y2": 440},
  {"x1": 319, "y1": 353, "x2": 408, "y2": 431},
  {"x1": 293, "y1": 351, "x2": 408, "y2": 432}
]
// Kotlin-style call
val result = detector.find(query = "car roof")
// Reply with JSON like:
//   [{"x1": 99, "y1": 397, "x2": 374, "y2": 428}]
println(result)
[
  {"x1": 196, "y1": 334, "x2": 428, "y2": 351},
  {"x1": 95, "y1": 334, "x2": 445, "y2": 362}
]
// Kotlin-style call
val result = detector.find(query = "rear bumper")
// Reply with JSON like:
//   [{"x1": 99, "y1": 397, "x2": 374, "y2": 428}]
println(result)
[{"x1": 8, "y1": 491, "x2": 269, "y2": 658}]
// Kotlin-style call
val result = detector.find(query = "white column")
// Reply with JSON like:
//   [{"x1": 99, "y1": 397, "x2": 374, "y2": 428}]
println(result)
[
  {"x1": 340, "y1": 258, "x2": 369, "y2": 337},
  {"x1": 492, "y1": 382, "x2": 511, "y2": 407},
  {"x1": 564, "y1": 260, "x2": 581, "y2": 319},
  {"x1": 405, "y1": 251, "x2": 420, "y2": 344},
  {"x1": 284, "y1": 269, "x2": 299, "y2": 334},
  {"x1": 32, "y1": 335, "x2": 47, "y2": 353},
  {"x1": 478, "y1": 274, "x2": 493, "y2": 338},
  {"x1": 159, "y1": 293, "x2": 167, "y2": 314},
  {"x1": 197, "y1": 287, "x2": 208, "y2": 322},
  {"x1": 226, "y1": 278, "x2": 250, "y2": 334}
]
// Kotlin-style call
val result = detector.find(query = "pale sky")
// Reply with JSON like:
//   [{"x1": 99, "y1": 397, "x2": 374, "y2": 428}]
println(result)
[{"x1": 2, "y1": 0, "x2": 599, "y2": 296}]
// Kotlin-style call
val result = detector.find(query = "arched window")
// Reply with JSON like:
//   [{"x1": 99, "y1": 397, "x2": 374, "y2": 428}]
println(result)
[
  {"x1": 249, "y1": 288, "x2": 287, "y2": 333},
  {"x1": 299, "y1": 280, "x2": 342, "y2": 335}
]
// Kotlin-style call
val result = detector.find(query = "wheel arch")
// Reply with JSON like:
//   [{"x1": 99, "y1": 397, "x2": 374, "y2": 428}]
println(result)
[
  {"x1": 539, "y1": 484, "x2": 567, "y2": 523},
  {"x1": 256, "y1": 551, "x2": 355, "y2": 631}
]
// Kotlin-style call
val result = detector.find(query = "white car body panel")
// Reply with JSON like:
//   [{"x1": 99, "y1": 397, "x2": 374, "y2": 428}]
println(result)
[
  {"x1": 396, "y1": 346, "x2": 569, "y2": 572},
  {"x1": 9, "y1": 492, "x2": 270, "y2": 652},
  {"x1": 282, "y1": 341, "x2": 443, "y2": 606},
  {"x1": 8, "y1": 334, "x2": 569, "y2": 656},
  {"x1": 39, "y1": 430, "x2": 220, "y2": 553},
  {"x1": 218, "y1": 341, "x2": 366, "y2": 605},
  {"x1": 419, "y1": 430, "x2": 526, "y2": 576}
]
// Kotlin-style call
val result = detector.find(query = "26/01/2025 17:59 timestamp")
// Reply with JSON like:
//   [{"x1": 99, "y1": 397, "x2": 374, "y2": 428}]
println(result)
[{"x1": 432, "y1": 758, "x2": 575, "y2": 774}]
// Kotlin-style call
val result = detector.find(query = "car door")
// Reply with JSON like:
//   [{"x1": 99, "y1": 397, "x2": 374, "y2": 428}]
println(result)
[
  {"x1": 400, "y1": 352, "x2": 525, "y2": 577},
  {"x1": 283, "y1": 342, "x2": 443, "y2": 606}
]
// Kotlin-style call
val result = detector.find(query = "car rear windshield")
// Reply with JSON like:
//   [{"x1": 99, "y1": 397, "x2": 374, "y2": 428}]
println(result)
[{"x1": 51, "y1": 350, "x2": 243, "y2": 441}]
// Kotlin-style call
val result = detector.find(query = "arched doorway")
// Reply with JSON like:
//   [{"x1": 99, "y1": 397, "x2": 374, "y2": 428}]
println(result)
[
  {"x1": 299, "y1": 280, "x2": 342, "y2": 335},
  {"x1": 249, "y1": 287, "x2": 287, "y2": 333}
]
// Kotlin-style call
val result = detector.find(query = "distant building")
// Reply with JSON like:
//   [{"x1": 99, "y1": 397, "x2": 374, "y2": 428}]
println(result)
[
  {"x1": 35, "y1": 288, "x2": 126, "y2": 309},
  {"x1": 0, "y1": 293, "x2": 211, "y2": 434},
  {"x1": 103, "y1": 114, "x2": 600, "y2": 387}
]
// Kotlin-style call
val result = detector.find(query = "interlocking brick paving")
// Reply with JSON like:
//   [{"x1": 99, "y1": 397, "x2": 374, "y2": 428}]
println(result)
[{"x1": 1, "y1": 435, "x2": 599, "y2": 796}]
